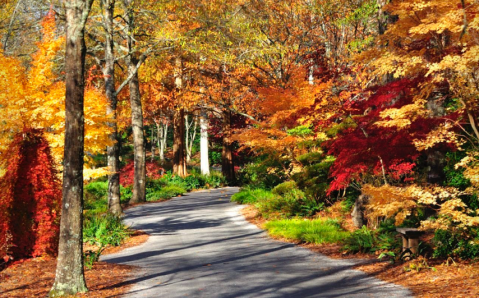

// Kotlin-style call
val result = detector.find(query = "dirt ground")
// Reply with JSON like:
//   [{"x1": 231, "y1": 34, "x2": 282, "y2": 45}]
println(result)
[
  {"x1": 0, "y1": 230, "x2": 149, "y2": 298},
  {"x1": 241, "y1": 205, "x2": 479, "y2": 298}
]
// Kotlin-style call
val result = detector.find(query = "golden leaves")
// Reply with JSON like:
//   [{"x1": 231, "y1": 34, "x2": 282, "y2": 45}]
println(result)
[
  {"x1": 363, "y1": 184, "x2": 466, "y2": 226},
  {"x1": 413, "y1": 122, "x2": 463, "y2": 151},
  {"x1": 0, "y1": 16, "x2": 112, "y2": 175},
  {"x1": 376, "y1": 99, "x2": 430, "y2": 130}
]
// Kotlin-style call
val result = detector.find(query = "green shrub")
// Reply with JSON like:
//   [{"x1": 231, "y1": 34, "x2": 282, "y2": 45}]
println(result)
[
  {"x1": 209, "y1": 151, "x2": 222, "y2": 165},
  {"x1": 256, "y1": 187, "x2": 323, "y2": 219},
  {"x1": 84, "y1": 181, "x2": 131, "y2": 214},
  {"x1": 84, "y1": 182, "x2": 108, "y2": 214},
  {"x1": 299, "y1": 198, "x2": 325, "y2": 217},
  {"x1": 120, "y1": 185, "x2": 132, "y2": 204},
  {"x1": 183, "y1": 175, "x2": 201, "y2": 190},
  {"x1": 146, "y1": 185, "x2": 186, "y2": 201},
  {"x1": 203, "y1": 171, "x2": 227, "y2": 188},
  {"x1": 376, "y1": 219, "x2": 402, "y2": 252},
  {"x1": 272, "y1": 181, "x2": 298, "y2": 196},
  {"x1": 231, "y1": 188, "x2": 275, "y2": 204},
  {"x1": 292, "y1": 153, "x2": 334, "y2": 201},
  {"x1": 236, "y1": 157, "x2": 287, "y2": 189},
  {"x1": 83, "y1": 214, "x2": 130, "y2": 247},
  {"x1": 433, "y1": 229, "x2": 479, "y2": 259},
  {"x1": 265, "y1": 218, "x2": 350, "y2": 244},
  {"x1": 343, "y1": 226, "x2": 376, "y2": 253},
  {"x1": 85, "y1": 181, "x2": 108, "y2": 200}
]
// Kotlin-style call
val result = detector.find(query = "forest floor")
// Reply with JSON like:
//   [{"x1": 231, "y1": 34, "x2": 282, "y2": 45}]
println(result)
[
  {"x1": 241, "y1": 205, "x2": 479, "y2": 298},
  {"x1": 0, "y1": 230, "x2": 149, "y2": 298}
]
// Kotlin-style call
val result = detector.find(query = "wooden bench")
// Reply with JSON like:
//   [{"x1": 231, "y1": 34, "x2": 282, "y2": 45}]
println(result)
[{"x1": 396, "y1": 228, "x2": 424, "y2": 258}]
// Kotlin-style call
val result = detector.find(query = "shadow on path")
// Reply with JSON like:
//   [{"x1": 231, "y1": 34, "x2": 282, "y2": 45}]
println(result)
[{"x1": 102, "y1": 187, "x2": 412, "y2": 298}]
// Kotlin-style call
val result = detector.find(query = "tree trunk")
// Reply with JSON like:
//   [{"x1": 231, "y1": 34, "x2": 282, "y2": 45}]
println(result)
[
  {"x1": 102, "y1": 0, "x2": 122, "y2": 216},
  {"x1": 156, "y1": 120, "x2": 167, "y2": 162},
  {"x1": 200, "y1": 110, "x2": 210, "y2": 175},
  {"x1": 49, "y1": 0, "x2": 92, "y2": 296},
  {"x1": 185, "y1": 113, "x2": 197, "y2": 163},
  {"x1": 151, "y1": 126, "x2": 155, "y2": 161},
  {"x1": 122, "y1": 0, "x2": 146, "y2": 204},
  {"x1": 221, "y1": 109, "x2": 235, "y2": 183},
  {"x1": 128, "y1": 63, "x2": 146, "y2": 203},
  {"x1": 173, "y1": 109, "x2": 187, "y2": 177},
  {"x1": 172, "y1": 57, "x2": 187, "y2": 177},
  {"x1": 351, "y1": 194, "x2": 369, "y2": 228},
  {"x1": 377, "y1": 0, "x2": 398, "y2": 35},
  {"x1": 185, "y1": 114, "x2": 190, "y2": 163}
]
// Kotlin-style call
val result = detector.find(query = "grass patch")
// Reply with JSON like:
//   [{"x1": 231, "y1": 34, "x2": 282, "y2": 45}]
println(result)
[
  {"x1": 83, "y1": 214, "x2": 131, "y2": 247},
  {"x1": 231, "y1": 188, "x2": 275, "y2": 204},
  {"x1": 264, "y1": 218, "x2": 350, "y2": 244},
  {"x1": 146, "y1": 185, "x2": 186, "y2": 202}
]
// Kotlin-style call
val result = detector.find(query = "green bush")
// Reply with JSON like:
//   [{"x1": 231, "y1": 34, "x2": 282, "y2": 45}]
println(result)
[
  {"x1": 292, "y1": 153, "x2": 334, "y2": 202},
  {"x1": 85, "y1": 181, "x2": 108, "y2": 200},
  {"x1": 183, "y1": 174, "x2": 201, "y2": 190},
  {"x1": 256, "y1": 188, "x2": 306, "y2": 219},
  {"x1": 146, "y1": 185, "x2": 186, "y2": 201},
  {"x1": 120, "y1": 185, "x2": 132, "y2": 204},
  {"x1": 231, "y1": 188, "x2": 275, "y2": 204},
  {"x1": 202, "y1": 171, "x2": 227, "y2": 188},
  {"x1": 433, "y1": 229, "x2": 479, "y2": 259},
  {"x1": 84, "y1": 181, "x2": 131, "y2": 214},
  {"x1": 209, "y1": 151, "x2": 222, "y2": 165},
  {"x1": 265, "y1": 218, "x2": 350, "y2": 244},
  {"x1": 343, "y1": 226, "x2": 376, "y2": 253},
  {"x1": 83, "y1": 214, "x2": 130, "y2": 247},
  {"x1": 236, "y1": 157, "x2": 287, "y2": 189},
  {"x1": 84, "y1": 181, "x2": 108, "y2": 214},
  {"x1": 272, "y1": 181, "x2": 298, "y2": 196},
  {"x1": 376, "y1": 219, "x2": 402, "y2": 252}
]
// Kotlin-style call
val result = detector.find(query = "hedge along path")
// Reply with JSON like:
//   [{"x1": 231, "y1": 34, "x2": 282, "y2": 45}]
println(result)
[{"x1": 102, "y1": 187, "x2": 412, "y2": 298}]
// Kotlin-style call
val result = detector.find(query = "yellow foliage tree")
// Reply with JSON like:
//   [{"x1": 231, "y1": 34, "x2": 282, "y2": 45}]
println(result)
[{"x1": 0, "y1": 13, "x2": 112, "y2": 179}]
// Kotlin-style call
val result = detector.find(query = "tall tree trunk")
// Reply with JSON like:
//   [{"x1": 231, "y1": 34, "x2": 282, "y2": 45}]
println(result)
[
  {"x1": 200, "y1": 110, "x2": 210, "y2": 175},
  {"x1": 123, "y1": 0, "x2": 146, "y2": 204},
  {"x1": 172, "y1": 57, "x2": 187, "y2": 177},
  {"x1": 185, "y1": 113, "x2": 197, "y2": 163},
  {"x1": 128, "y1": 63, "x2": 146, "y2": 203},
  {"x1": 156, "y1": 120, "x2": 167, "y2": 161},
  {"x1": 185, "y1": 113, "x2": 190, "y2": 163},
  {"x1": 102, "y1": 0, "x2": 122, "y2": 216},
  {"x1": 49, "y1": 0, "x2": 92, "y2": 296},
  {"x1": 173, "y1": 109, "x2": 187, "y2": 177},
  {"x1": 151, "y1": 125, "x2": 155, "y2": 162},
  {"x1": 221, "y1": 109, "x2": 235, "y2": 183}
]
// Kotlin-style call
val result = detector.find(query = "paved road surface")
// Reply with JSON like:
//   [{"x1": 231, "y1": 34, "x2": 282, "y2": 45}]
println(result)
[{"x1": 102, "y1": 187, "x2": 412, "y2": 298}]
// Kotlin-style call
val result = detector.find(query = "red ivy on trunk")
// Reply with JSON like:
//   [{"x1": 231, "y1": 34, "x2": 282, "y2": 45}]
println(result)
[{"x1": 0, "y1": 129, "x2": 61, "y2": 263}]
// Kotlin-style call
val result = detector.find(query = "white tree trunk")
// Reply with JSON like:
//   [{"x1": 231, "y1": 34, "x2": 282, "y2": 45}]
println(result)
[
  {"x1": 185, "y1": 114, "x2": 197, "y2": 163},
  {"x1": 157, "y1": 120, "x2": 168, "y2": 161},
  {"x1": 151, "y1": 127, "x2": 155, "y2": 161},
  {"x1": 200, "y1": 111, "x2": 210, "y2": 175}
]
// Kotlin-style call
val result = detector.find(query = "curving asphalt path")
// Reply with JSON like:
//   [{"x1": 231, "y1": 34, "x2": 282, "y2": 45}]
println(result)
[{"x1": 101, "y1": 187, "x2": 413, "y2": 298}]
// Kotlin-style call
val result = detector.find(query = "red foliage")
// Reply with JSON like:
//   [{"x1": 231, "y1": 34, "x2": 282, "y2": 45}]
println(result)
[
  {"x1": 0, "y1": 129, "x2": 61, "y2": 263},
  {"x1": 326, "y1": 78, "x2": 457, "y2": 193},
  {"x1": 119, "y1": 160, "x2": 164, "y2": 186}
]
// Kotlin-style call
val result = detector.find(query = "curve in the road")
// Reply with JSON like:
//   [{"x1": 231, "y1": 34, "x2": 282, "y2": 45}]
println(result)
[{"x1": 101, "y1": 187, "x2": 413, "y2": 298}]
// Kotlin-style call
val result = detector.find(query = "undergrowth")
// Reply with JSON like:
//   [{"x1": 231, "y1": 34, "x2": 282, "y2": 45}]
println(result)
[{"x1": 265, "y1": 218, "x2": 350, "y2": 244}]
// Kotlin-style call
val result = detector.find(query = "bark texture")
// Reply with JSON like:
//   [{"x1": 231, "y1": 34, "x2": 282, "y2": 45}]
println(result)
[
  {"x1": 102, "y1": 0, "x2": 122, "y2": 215},
  {"x1": 172, "y1": 57, "x2": 187, "y2": 177},
  {"x1": 49, "y1": 0, "x2": 92, "y2": 296},
  {"x1": 156, "y1": 120, "x2": 168, "y2": 161},
  {"x1": 173, "y1": 108, "x2": 187, "y2": 177},
  {"x1": 128, "y1": 57, "x2": 146, "y2": 203},
  {"x1": 221, "y1": 109, "x2": 235, "y2": 183},
  {"x1": 200, "y1": 110, "x2": 210, "y2": 175}
]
